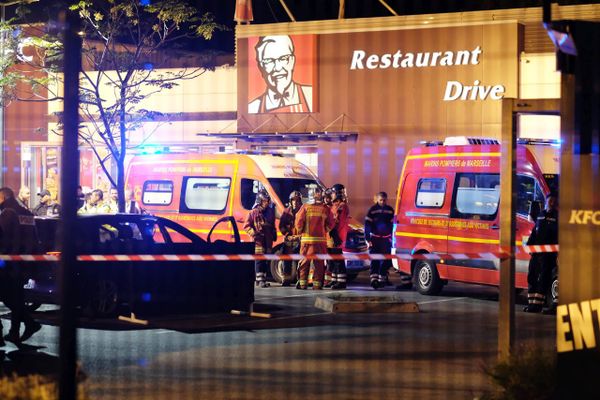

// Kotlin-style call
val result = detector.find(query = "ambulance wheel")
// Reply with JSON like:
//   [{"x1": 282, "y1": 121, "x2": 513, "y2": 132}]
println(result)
[
  {"x1": 346, "y1": 272, "x2": 359, "y2": 283},
  {"x1": 270, "y1": 249, "x2": 296, "y2": 285},
  {"x1": 546, "y1": 267, "x2": 558, "y2": 309},
  {"x1": 414, "y1": 260, "x2": 443, "y2": 295}
]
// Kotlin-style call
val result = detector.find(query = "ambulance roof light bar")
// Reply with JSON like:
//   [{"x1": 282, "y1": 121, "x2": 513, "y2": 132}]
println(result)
[{"x1": 443, "y1": 136, "x2": 500, "y2": 146}]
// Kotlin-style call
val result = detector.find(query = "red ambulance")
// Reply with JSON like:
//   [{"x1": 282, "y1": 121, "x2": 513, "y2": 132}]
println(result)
[
  {"x1": 126, "y1": 152, "x2": 368, "y2": 284},
  {"x1": 392, "y1": 136, "x2": 557, "y2": 299}
]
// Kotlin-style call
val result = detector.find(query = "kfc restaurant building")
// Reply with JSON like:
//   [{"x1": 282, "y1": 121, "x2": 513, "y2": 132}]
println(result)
[{"x1": 235, "y1": 5, "x2": 598, "y2": 215}]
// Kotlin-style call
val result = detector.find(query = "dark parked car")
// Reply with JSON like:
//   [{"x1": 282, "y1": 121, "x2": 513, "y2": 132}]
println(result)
[{"x1": 27, "y1": 214, "x2": 255, "y2": 317}]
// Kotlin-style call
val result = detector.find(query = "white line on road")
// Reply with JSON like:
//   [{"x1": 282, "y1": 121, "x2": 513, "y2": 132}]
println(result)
[{"x1": 417, "y1": 297, "x2": 466, "y2": 305}]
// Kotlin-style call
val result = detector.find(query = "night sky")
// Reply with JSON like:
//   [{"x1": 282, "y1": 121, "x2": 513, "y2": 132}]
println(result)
[{"x1": 6, "y1": 0, "x2": 598, "y2": 53}]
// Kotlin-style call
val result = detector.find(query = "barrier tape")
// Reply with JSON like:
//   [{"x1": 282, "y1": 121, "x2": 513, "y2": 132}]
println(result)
[{"x1": 0, "y1": 244, "x2": 558, "y2": 262}]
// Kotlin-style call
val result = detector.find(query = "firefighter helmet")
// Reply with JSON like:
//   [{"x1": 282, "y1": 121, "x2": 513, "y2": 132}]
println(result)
[
  {"x1": 308, "y1": 186, "x2": 324, "y2": 204},
  {"x1": 289, "y1": 190, "x2": 302, "y2": 202},
  {"x1": 255, "y1": 190, "x2": 270, "y2": 204},
  {"x1": 331, "y1": 183, "x2": 346, "y2": 200}
]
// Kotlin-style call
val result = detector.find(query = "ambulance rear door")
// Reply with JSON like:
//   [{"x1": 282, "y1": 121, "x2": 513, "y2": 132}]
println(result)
[{"x1": 395, "y1": 172, "x2": 451, "y2": 258}]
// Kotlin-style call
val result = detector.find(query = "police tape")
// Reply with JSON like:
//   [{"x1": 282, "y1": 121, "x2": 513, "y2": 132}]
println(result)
[{"x1": 0, "y1": 244, "x2": 559, "y2": 262}]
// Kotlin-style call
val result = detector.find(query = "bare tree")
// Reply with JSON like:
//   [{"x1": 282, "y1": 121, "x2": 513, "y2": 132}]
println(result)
[{"x1": 1, "y1": 0, "x2": 226, "y2": 211}]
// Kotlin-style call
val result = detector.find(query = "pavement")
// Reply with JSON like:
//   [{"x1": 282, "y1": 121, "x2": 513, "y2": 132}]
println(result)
[{"x1": 0, "y1": 277, "x2": 556, "y2": 400}]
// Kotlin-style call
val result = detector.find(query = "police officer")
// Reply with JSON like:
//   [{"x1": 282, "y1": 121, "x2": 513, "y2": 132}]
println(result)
[
  {"x1": 365, "y1": 192, "x2": 395, "y2": 289},
  {"x1": 524, "y1": 194, "x2": 558, "y2": 313},
  {"x1": 0, "y1": 187, "x2": 42, "y2": 344},
  {"x1": 295, "y1": 187, "x2": 333, "y2": 290},
  {"x1": 244, "y1": 190, "x2": 277, "y2": 288},
  {"x1": 278, "y1": 190, "x2": 303, "y2": 286},
  {"x1": 329, "y1": 183, "x2": 350, "y2": 290}
]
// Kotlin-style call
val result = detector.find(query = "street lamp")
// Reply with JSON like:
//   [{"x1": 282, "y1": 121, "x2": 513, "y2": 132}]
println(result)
[{"x1": 0, "y1": 0, "x2": 38, "y2": 186}]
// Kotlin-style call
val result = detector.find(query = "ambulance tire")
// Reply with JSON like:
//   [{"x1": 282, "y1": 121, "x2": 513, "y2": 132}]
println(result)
[
  {"x1": 546, "y1": 267, "x2": 558, "y2": 309},
  {"x1": 269, "y1": 249, "x2": 297, "y2": 285},
  {"x1": 414, "y1": 260, "x2": 443, "y2": 295},
  {"x1": 346, "y1": 272, "x2": 359, "y2": 283}
]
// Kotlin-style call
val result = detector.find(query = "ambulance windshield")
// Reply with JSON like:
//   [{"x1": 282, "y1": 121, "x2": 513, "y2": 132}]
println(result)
[{"x1": 268, "y1": 178, "x2": 322, "y2": 205}]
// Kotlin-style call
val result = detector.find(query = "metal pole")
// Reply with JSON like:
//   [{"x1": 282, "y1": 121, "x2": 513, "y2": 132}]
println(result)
[
  {"x1": 58, "y1": 9, "x2": 81, "y2": 400},
  {"x1": 0, "y1": 4, "x2": 6, "y2": 187},
  {"x1": 498, "y1": 98, "x2": 517, "y2": 361}
]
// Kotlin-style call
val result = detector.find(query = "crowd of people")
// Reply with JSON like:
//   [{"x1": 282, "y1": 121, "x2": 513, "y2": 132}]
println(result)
[{"x1": 244, "y1": 184, "x2": 405, "y2": 291}]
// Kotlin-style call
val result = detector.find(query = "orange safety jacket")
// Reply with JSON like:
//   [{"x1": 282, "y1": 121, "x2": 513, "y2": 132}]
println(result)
[
  {"x1": 330, "y1": 200, "x2": 350, "y2": 247},
  {"x1": 295, "y1": 202, "x2": 334, "y2": 245}
]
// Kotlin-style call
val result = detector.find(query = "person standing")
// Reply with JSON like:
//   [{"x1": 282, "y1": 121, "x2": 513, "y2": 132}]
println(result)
[
  {"x1": 278, "y1": 190, "x2": 302, "y2": 286},
  {"x1": 33, "y1": 189, "x2": 61, "y2": 217},
  {"x1": 524, "y1": 194, "x2": 559, "y2": 313},
  {"x1": 364, "y1": 192, "x2": 395, "y2": 289},
  {"x1": 323, "y1": 188, "x2": 335, "y2": 287},
  {"x1": 244, "y1": 190, "x2": 277, "y2": 288},
  {"x1": 17, "y1": 187, "x2": 31, "y2": 211},
  {"x1": 0, "y1": 187, "x2": 42, "y2": 344},
  {"x1": 295, "y1": 187, "x2": 333, "y2": 290},
  {"x1": 107, "y1": 187, "x2": 119, "y2": 213},
  {"x1": 124, "y1": 188, "x2": 142, "y2": 214},
  {"x1": 328, "y1": 183, "x2": 350, "y2": 290},
  {"x1": 78, "y1": 189, "x2": 110, "y2": 214}
]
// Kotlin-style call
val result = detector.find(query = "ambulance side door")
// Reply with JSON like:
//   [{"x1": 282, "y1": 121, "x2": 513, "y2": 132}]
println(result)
[{"x1": 446, "y1": 173, "x2": 500, "y2": 283}]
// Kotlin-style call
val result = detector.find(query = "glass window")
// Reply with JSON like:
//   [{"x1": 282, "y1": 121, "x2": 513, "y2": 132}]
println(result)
[
  {"x1": 241, "y1": 178, "x2": 264, "y2": 210},
  {"x1": 517, "y1": 175, "x2": 546, "y2": 216},
  {"x1": 142, "y1": 180, "x2": 173, "y2": 205},
  {"x1": 180, "y1": 177, "x2": 230, "y2": 214},
  {"x1": 415, "y1": 178, "x2": 446, "y2": 208},
  {"x1": 452, "y1": 173, "x2": 500, "y2": 220}
]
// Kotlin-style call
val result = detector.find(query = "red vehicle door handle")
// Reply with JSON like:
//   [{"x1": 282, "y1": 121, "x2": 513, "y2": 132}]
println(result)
[{"x1": 490, "y1": 224, "x2": 500, "y2": 230}]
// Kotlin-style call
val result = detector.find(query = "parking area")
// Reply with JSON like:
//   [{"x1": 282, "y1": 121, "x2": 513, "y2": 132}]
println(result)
[{"x1": 2, "y1": 274, "x2": 556, "y2": 400}]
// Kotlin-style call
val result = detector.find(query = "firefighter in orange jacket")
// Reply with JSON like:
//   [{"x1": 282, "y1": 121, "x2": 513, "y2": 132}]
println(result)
[
  {"x1": 244, "y1": 190, "x2": 277, "y2": 288},
  {"x1": 323, "y1": 188, "x2": 335, "y2": 287},
  {"x1": 329, "y1": 183, "x2": 350, "y2": 290},
  {"x1": 295, "y1": 187, "x2": 333, "y2": 290}
]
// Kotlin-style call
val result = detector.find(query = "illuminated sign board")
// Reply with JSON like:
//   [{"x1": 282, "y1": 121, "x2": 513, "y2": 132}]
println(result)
[{"x1": 349, "y1": 46, "x2": 505, "y2": 101}]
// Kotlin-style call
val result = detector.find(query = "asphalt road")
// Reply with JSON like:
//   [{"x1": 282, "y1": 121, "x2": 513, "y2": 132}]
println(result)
[{"x1": 1, "y1": 275, "x2": 555, "y2": 400}]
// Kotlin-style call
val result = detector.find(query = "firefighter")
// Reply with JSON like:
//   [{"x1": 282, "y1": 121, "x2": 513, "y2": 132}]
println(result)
[
  {"x1": 524, "y1": 194, "x2": 558, "y2": 313},
  {"x1": 278, "y1": 190, "x2": 303, "y2": 286},
  {"x1": 365, "y1": 192, "x2": 395, "y2": 289},
  {"x1": 328, "y1": 183, "x2": 350, "y2": 290},
  {"x1": 295, "y1": 187, "x2": 333, "y2": 290},
  {"x1": 244, "y1": 190, "x2": 277, "y2": 288}
]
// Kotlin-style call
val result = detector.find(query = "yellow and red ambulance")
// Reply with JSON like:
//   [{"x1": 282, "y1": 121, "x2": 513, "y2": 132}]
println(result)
[
  {"x1": 126, "y1": 152, "x2": 368, "y2": 283},
  {"x1": 392, "y1": 136, "x2": 556, "y2": 296}
]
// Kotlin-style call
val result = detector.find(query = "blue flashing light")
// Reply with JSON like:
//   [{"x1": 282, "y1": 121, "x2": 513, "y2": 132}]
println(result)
[
  {"x1": 143, "y1": 62, "x2": 154, "y2": 71},
  {"x1": 137, "y1": 358, "x2": 149, "y2": 367},
  {"x1": 140, "y1": 0, "x2": 151, "y2": 6},
  {"x1": 0, "y1": 260, "x2": 5, "y2": 269},
  {"x1": 141, "y1": 292, "x2": 152, "y2": 302}
]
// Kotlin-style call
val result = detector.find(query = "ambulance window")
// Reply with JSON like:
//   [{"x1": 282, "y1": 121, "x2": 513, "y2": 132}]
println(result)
[
  {"x1": 452, "y1": 173, "x2": 500, "y2": 220},
  {"x1": 416, "y1": 178, "x2": 446, "y2": 208},
  {"x1": 517, "y1": 175, "x2": 545, "y2": 216},
  {"x1": 142, "y1": 180, "x2": 173, "y2": 205},
  {"x1": 241, "y1": 179, "x2": 265, "y2": 210},
  {"x1": 180, "y1": 177, "x2": 231, "y2": 214}
]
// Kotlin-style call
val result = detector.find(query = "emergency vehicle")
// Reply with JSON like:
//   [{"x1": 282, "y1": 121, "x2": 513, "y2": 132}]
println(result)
[
  {"x1": 392, "y1": 137, "x2": 558, "y2": 302},
  {"x1": 126, "y1": 152, "x2": 368, "y2": 284}
]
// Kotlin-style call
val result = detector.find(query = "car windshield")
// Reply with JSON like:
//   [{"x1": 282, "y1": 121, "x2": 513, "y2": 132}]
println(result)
[{"x1": 267, "y1": 178, "x2": 323, "y2": 205}]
